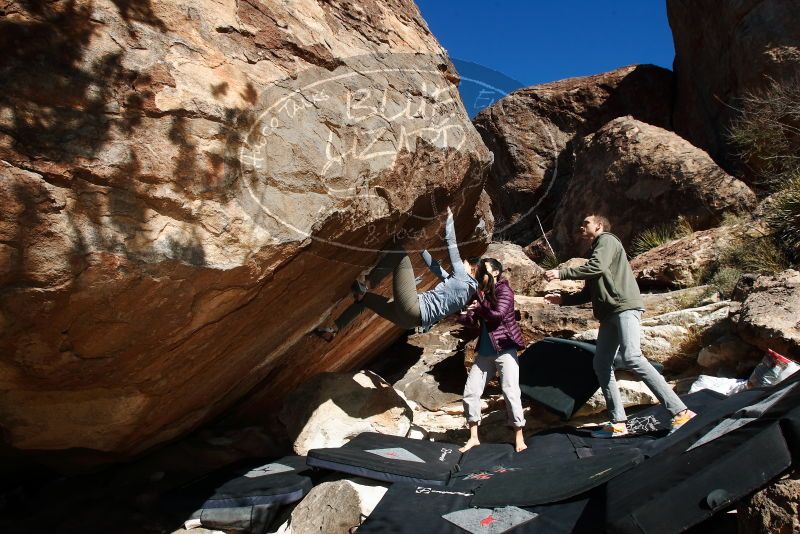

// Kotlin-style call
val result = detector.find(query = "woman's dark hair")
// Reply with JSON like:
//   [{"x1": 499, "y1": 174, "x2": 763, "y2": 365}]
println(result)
[{"x1": 476, "y1": 258, "x2": 503, "y2": 306}]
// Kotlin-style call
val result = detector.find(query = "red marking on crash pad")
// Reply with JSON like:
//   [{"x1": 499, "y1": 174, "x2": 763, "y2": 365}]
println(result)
[{"x1": 480, "y1": 514, "x2": 496, "y2": 526}]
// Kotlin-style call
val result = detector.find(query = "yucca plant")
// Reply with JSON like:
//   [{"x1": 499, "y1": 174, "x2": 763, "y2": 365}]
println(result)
[
  {"x1": 539, "y1": 250, "x2": 560, "y2": 270},
  {"x1": 630, "y1": 217, "x2": 694, "y2": 257}
]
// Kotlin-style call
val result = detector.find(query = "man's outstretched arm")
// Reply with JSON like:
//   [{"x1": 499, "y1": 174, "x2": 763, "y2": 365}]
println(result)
[{"x1": 559, "y1": 234, "x2": 614, "y2": 280}]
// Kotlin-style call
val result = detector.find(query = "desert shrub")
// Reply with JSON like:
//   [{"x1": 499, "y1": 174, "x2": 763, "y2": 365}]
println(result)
[
  {"x1": 630, "y1": 217, "x2": 694, "y2": 257},
  {"x1": 728, "y1": 77, "x2": 800, "y2": 191},
  {"x1": 539, "y1": 250, "x2": 560, "y2": 270},
  {"x1": 708, "y1": 267, "x2": 742, "y2": 299},
  {"x1": 766, "y1": 174, "x2": 800, "y2": 261},
  {"x1": 701, "y1": 234, "x2": 790, "y2": 298},
  {"x1": 720, "y1": 235, "x2": 790, "y2": 275},
  {"x1": 719, "y1": 211, "x2": 749, "y2": 227}
]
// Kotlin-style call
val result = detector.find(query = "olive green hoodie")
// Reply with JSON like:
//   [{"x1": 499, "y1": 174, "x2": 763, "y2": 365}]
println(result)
[{"x1": 558, "y1": 232, "x2": 644, "y2": 321}]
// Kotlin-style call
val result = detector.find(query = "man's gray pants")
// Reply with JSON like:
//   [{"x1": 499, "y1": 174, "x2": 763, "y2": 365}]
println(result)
[
  {"x1": 463, "y1": 348, "x2": 526, "y2": 427},
  {"x1": 595, "y1": 309, "x2": 687, "y2": 423}
]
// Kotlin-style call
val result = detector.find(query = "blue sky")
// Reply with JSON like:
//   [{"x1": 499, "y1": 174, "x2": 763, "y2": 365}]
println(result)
[{"x1": 416, "y1": 1, "x2": 675, "y2": 114}]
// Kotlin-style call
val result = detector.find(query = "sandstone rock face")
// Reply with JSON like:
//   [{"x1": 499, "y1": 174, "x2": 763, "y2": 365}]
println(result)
[
  {"x1": 549, "y1": 117, "x2": 757, "y2": 259},
  {"x1": 668, "y1": 0, "x2": 800, "y2": 175},
  {"x1": 289, "y1": 477, "x2": 388, "y2": 534},
  {"x1": 542, "y1": 258, "x2": 588, "y2": 295},
  {"x1": 516, "y1": 296, "x2": 598, "y2": 343},
  {"x1": 697, "y1": 334, "x2": 762, "y2": 373},
  {"x1": 473, "y1": 65, "x2": 673, "y2": 244},
  {"x1": 738, "y1": 473, "x2": 800, "y2": 534},
  {"x1": 574, "y1": 379, "x2": 659, "y2": 418},
  {"x1": 484, "y1": 241, "x2": 545, "y2": 296},
  {"x1": 574, "y1": 301, "x2": 731, "y2": 371},
  {"x1": 641, "y1": 286, "x2": 721, "y2": 318},
  {"x1": 631, "y1": 226, "x2": 745, "y2": 290},
  {"x1": 731, "y1": 270, "x2": 800, "y2": 359},
  {"x1": 279, "y1": 371, "x2": 412, "y2": 456},
  {"x1": 370, "y1": 320, "x2": 466, "y2": 411},
  {"x1": 514, "y1": 288, "x2": 717, "y2": 345},
  {"x1": 0, "y1": 1, "x2": 491, "y2": 464}
]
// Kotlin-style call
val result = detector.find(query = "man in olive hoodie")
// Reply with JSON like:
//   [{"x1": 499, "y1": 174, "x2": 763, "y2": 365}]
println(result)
[{"x1": 543, "y1": 215, "x2": 695, "y2": 437}]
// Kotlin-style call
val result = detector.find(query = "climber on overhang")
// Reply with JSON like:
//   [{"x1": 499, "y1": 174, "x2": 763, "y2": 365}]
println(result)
[{"x1": 315, "y1": 207, "x2": 479, "y2": 341}]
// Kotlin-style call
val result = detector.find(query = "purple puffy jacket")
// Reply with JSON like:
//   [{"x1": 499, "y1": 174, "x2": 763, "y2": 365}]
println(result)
[{"x1": 457, "y1": 278, "x2": 525, "y2": 352}]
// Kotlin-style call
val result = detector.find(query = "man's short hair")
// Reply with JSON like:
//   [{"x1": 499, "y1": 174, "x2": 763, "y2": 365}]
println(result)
[
  {"x1": 465, "y1": 256, "x2": 480, "y2": 267},
  {"x1": 589, "y1": 214, "x2": 611, "y2": 232}
]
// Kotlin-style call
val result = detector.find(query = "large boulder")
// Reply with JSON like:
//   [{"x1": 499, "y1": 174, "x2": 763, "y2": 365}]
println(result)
[
  {"x1": 697, "y1": 334, "x2": 762, "y2": 374},
  {"x1": 516, "y1": 286, "x2": 720, "y2": 344},
  {"x1": 549, "y1": 117, "x2": 756, "y2": 259},
  {"x1": 668, "y1": 0, "x2": 800, "y2": 176},
  {"x1": 473, "y1": 65, "x2": 673, "y2": 244},
  {"x1": 0, "y1": 0, "x2": 491, "y2": 467},
  {"x1": 631, "y1": 225, "x2": 745, "y2": 289},
  {"x1": 574, "y1": 300, "x2": 732, "y2": 372},
  {"x1": 516, "y1": 295, "x2": 598, "y2": 342},
  {"x1": 484, "y1": 241, "x2": 545, "y2": 296},
  {"x1": 287, "y1": 477, "x2": 388, "y2": 534},
  {"x1": 731, "y1": 270, "x2": 800, "y2": 359},
  {"x1": 279, "y1": 371, "x2": 412, "y2": 456},
  {"x1": 369, "y1": 319, "x2": 466, "y2": 411}
]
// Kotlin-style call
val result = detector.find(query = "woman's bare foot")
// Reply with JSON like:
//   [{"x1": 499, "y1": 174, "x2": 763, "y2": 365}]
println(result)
[
  {"x1": 514, "y1": 428, "x2": 527, "y2": 452},
  {"x1": 459, "y1": 437, "x2": 480, "y2": 453}
]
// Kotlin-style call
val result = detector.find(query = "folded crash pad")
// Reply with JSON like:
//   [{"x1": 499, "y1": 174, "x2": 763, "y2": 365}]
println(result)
[
  {"x1": 518, "y1": 337, "x2": 598, "y2": 420},
  {"x1": 470, "y1": 449, "x2": 644, "y2": 508},
  {"x1": 307, "y1": 432, "x2": 462, "y2": 485},
  {"x1": 518, "y1": 337, "x2": 670, "y2": 421},
  {"x1": 606, "y1": 374, "x2": 800, "y2": 534},
  {"x1": 162, "y1": 455, "x2": 314, "y2": 533},
  {"x1": 357, "y1": 481, "x2": 604, "y2": 534}
]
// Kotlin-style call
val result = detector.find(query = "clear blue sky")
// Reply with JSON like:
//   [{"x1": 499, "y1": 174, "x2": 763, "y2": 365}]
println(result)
[{"x1": 416, "y1": 0, "x2": 674, "y2": 113}]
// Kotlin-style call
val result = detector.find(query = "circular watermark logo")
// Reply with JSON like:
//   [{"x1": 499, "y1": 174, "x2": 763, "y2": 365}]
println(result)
[{"x1": 227, "y1": 53, "x2": 556, "y2": 258}]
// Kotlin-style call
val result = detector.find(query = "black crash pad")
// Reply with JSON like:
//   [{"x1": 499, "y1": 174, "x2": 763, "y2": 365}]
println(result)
[
  {"x1": 606, "y1": 374, "x2": 800, "y2": 534},
  {"x1": 518, "y1": 337, "x2": 599, "y2": 420},
  {"x1": 307, "y1": 432, "x2": 462, "y2": 485},
  {"x1": 162, "y1": 455, "x2": 314, "y2": 533},
  {"x1": 357, "y1": 481, "x2": 604, "y2": 534}
]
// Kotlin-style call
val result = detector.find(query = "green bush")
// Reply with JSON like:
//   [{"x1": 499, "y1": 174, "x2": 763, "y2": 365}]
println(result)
[
  {"x1": 708, "y1": 267, "x2": 742, "y2": 299},
  {"x1": 766, "y1": 175, "x2": 800, "y2": 261},
  {"x1": 720, "y1": 235, "x2": 791, "y2": 275},
  {"x1": 701, "y1": 234, "x2": 790, "y2": 297},
  {"x1": 630, "y1": 217, "x2": 694, "y2": 257},
  {"x1": 728, "y1": 77, "x2": 800, "y2": 190}
]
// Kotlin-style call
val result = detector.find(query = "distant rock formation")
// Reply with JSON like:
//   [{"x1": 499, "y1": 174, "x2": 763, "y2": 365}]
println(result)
[
  {"x1": 473, "y1": 64, "x2": 673, "y2": 244},
  {"x1": 668, "y1": 0, "x2": 800, "y2": 178},
  {"x1": 548, "y1": 117, "x2": 756, "y2": 259}
]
